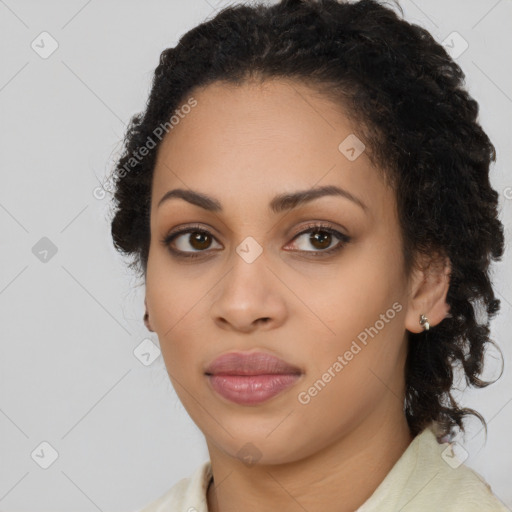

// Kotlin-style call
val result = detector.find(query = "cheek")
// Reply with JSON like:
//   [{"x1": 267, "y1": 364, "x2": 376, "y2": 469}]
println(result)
[
  {"x1": 295, "y1": 305, "x2": 407, "y2": 434},
  {"x1": 302, "y1": 251, "x2": 404, "y2": 340},
  {"x1": 297, "y1": 242, "x2": 407, "y2": 389},
  {"x1": 145, "y1": 260, "x2": 213, "y2": 390},
  {"x1": 145, "y1": 248, "x2": 209, "y2": 335}
]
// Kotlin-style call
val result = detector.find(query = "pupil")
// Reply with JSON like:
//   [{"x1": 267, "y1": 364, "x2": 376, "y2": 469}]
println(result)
[
  {"x1": 191, "y1": 232, "x2": 210, "y2": 250},
  {"x1": 312, "y1": 231, "x2": 331, "y2": 249}
]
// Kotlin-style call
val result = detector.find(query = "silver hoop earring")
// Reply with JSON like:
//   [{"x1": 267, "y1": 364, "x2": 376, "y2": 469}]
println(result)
[{"x1": 419, "y1": 314, "x2": 430, "y2": 331}]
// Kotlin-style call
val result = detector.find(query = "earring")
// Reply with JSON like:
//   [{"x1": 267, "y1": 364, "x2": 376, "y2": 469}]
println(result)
[{"x1": 419, "y1": 314, "x2": 430, "y2": 331}]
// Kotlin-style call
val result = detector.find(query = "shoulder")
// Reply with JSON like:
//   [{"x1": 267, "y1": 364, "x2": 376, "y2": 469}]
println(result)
[
  {"x1": 425, "y1": 454, "x2": 509, "y2": 511},
  {"x1": 133, "y1": 460, "x2": 212, "y2": 512},
  {"x1": 358, "y1": 424, "x2": 509, "y2": 512}
]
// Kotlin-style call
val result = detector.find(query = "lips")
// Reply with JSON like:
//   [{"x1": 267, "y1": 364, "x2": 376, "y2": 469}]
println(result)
[
  {"x1": 204, "y1": 351, "x2": 303, "y2": 405},
  {"x1": 204, "y1": 351, "x2": 302, "y2": 376}
]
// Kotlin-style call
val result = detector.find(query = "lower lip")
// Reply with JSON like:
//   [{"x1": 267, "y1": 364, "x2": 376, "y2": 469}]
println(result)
[{"x1": 206, "y1": 374, "x2": 301, "y2": 405}]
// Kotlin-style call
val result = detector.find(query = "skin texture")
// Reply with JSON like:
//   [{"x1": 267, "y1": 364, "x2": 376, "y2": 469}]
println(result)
[{"x1": 144, "y1": 78, "x2": 451, "y2": 512}]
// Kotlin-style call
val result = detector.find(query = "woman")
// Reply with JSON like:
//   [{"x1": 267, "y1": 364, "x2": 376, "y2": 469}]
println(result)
[{"x1": 108, "y1": 0, "x2": 509, "y2": 510}]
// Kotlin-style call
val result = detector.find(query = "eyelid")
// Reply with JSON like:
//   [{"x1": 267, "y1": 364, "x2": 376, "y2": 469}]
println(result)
[
  {"x1": 288, "y1": 221, "x2": 349, "y2": 240},
  {"x1": 164, "y1": 223, "x2": 219, "y2": 241}
]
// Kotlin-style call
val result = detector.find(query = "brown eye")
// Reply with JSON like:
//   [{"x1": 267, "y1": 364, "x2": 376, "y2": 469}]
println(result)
[
  {"x1": 288, "y1": 224, "x2": 350, "y2": 255},
  {"x1": 161, "y1": 222, "x2": 350, "y2": 260},
  {"x1": 187, "y1": 231, "x2": 213, "y2": 251},
  {"x1": 161, "y1": 226, "x2": 222, "y2": 258},
  {"x1": 308, "y1": 230, "x2": 332, "y2": 250}
]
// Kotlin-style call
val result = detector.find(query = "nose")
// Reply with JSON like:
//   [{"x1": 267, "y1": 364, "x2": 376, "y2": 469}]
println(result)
[{"x1": 209, "y1": 250, "x2": 287, "y2": 333}]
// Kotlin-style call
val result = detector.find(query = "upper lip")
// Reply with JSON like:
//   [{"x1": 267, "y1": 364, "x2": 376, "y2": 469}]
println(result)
[{"x1": 204, "y1": 351, "x2": 302, "y2": 376}]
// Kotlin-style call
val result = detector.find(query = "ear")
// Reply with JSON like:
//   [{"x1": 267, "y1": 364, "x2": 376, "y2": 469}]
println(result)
[
  {"x1": 144, "y1": 296, "x2": 154, "y2": 332},
  {"x1": 405, "y1": 252, "x2": 452, "y2": 334}
]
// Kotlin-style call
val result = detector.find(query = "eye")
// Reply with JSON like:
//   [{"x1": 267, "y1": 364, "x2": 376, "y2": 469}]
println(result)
[
  {"x1": 285, "y1": 223, "x2": 351, "y2": 256},
  {"x1": 160, "y1": 222, "x2": 351, "y2": 259},
  {"x1": 160, "y1": 224, "x2": 222, "y2": 259}
]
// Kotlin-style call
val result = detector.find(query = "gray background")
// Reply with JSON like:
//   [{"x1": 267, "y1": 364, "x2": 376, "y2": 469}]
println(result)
[{"x1": 1, "y1": 0, "x2": 511, "y2": 510}]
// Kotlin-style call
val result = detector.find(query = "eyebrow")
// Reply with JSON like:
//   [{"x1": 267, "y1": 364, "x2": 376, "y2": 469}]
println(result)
[{"x1": 157, "y1": 185, "x2": 368, "y2": 214}]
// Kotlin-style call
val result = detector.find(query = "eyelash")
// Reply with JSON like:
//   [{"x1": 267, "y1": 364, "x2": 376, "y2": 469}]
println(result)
[{"x1": 160, "y1": 222, "x2": 351, "y2": 260}]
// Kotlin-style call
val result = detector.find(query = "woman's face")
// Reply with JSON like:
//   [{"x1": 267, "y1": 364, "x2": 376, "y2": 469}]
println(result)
[{"x1": 145, "y1": 78, "x2": 418, "y2": 464}]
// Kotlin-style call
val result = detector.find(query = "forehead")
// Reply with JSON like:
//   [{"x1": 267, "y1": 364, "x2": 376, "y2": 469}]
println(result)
[
  {"x1": 156, "y1": 78, "x2": 355, "y2": 162},
  {"x1": 151, "y1": 78, "x2": 390, "y2": 217}
]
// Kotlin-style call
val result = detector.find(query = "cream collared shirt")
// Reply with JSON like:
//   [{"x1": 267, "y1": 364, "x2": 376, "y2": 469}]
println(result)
[{"x1": 136, "y1": 424, "x2": 509, "y2": 511}]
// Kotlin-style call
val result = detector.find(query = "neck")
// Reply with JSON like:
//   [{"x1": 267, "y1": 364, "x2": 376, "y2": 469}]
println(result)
[{"x1": 206, "y1": 406, "x2": 414, "y2": 512}]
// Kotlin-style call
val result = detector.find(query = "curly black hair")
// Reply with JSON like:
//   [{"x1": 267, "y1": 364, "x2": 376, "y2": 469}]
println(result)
[{"x1": 107, "y1": 0, "x2": 505, "y2": 441}]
